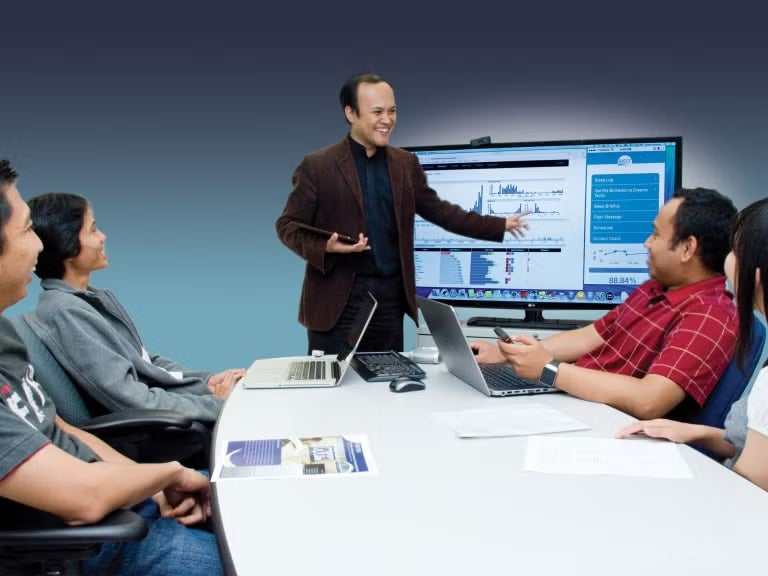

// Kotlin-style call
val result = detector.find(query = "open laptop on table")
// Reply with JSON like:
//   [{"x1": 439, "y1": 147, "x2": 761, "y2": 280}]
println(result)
[
  {"x1": 242, "y1": 292, "x2": 377, "y2": 389},
  {"x1": 416, "y1": 296, "x2": 560, "y2": 397}
]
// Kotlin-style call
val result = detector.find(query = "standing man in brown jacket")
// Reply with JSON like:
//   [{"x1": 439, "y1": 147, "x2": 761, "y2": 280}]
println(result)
[{"x1": 276, "y1": 72, "x2": 529, "y2": 354}]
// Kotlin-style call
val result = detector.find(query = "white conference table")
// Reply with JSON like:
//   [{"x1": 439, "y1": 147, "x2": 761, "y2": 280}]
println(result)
[{"x1": 211, "y1": 364, "x2": 768, "y2": 576}]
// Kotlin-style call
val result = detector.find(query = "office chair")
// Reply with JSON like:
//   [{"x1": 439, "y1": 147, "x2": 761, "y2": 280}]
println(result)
[
  {"x1": 690, "y1": 313, "x2": 768, "y2": 457},
  {"x1": 0, "y1": 501, "x2": 147, "y2": 576},
  {"x1": 9, "y1": 313, "x2": 210, "y2": 468}
]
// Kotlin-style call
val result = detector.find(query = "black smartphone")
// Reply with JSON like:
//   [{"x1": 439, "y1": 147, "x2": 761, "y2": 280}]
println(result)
[
  {"x1": 493, "y1": 326, "x2": 513, "y2": 343},
  {"x1": 292, "y1": 222, "x2": 358, "y2": 244}
]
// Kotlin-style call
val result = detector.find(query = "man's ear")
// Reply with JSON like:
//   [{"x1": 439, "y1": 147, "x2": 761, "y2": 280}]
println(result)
[
  {"x1": 344, "y1": 106, "x2": 357, "y2": 124},
  {"x1": 679, "y1": 235, "x2": 698, "y2": 264}
]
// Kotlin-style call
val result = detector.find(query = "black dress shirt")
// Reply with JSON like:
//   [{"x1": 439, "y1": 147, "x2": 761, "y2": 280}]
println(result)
[{"x1": 348, "y1": 135, "x2": 400, "y2": 276}]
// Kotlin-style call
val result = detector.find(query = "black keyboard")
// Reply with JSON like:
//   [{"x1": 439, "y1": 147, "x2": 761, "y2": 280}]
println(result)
[
  {"x1": 479, "y1": 363, "x2": 546, "y2": 390},
  {"x1": 351, "y1": 351, "x2": 427, "y2": 382}
]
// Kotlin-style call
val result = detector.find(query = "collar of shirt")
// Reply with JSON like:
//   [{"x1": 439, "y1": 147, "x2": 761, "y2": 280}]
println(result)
[
  {"x1": 40, "y1": 277, "x2": 97, "y2": 297},
  {"x1": 347, "y1": 134, "x2": 385, "y2": 161},
  {"x1": 648, "y1": 275, "x2": 728, "y2": 306}
]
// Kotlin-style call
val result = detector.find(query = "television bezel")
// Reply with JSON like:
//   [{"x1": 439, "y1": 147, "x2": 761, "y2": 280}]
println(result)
[{"x1": 405, "y1": 135, "x2": 683, "y2": 317}]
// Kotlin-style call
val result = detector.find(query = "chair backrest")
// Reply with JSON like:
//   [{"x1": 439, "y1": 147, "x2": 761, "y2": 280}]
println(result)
[
  {"x1": 9, "y1": 314, "x2": 211, "y2": 468},
  {"x1": 9, "y1": 313, "x2": 94, "y2": 427},
  {"x1": 693, "y1": 312, "x2": 768, "y2": 430}
]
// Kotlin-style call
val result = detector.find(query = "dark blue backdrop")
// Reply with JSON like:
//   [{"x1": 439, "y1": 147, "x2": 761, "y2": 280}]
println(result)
[{"x1": 2, "y1": 2, "x2": 765, "y2": 370}]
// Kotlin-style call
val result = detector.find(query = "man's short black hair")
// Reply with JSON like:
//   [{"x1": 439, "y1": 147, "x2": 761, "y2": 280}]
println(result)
[
  {"x1": 0, "y1": 159, "x2": 19, "y2": 256},
  {"x1": 339, "y1": 72, "x2": 387, "y2": 123},
  {"x1": 671, "y1": 187, "x2": 737, "y2": 275},
  {"x1": 28, "y1": 193, "x2": 90, "y2": 279}
]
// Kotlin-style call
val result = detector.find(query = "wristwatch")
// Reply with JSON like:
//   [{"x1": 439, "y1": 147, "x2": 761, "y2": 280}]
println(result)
[{"x1": 539, "y1": 359, "x2": 561, "y2": 388}]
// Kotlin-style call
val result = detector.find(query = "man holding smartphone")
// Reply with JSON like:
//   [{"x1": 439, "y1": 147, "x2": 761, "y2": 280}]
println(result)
[
  {"x1": 276, "y1": 72, "x2": 529, "y2": 355},
  {"x1": 474, "y1": 188, "x2": 739, "y2": 422}
]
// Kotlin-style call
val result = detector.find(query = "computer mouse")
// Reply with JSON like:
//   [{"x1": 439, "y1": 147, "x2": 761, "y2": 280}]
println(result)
[{"x1": 389, "y1": 376, "x2": 426, "y2": 393}]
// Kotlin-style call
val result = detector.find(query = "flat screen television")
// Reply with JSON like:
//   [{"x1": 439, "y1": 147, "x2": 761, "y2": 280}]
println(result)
[{"x1": 407, "y1": 136, "x2": 682, "y2": 328}]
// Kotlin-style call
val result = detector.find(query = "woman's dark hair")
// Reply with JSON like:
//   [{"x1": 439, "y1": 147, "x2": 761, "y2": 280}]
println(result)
[
  {"x1": 27, "y1": 193, "x2": 89, "y2": 279},
  {"x1": 731, "y1": 197, "x2": 768, "y2": 368}
]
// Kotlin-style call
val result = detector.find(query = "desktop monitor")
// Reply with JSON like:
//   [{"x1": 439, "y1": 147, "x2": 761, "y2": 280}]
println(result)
[{"x1": 407, "y1": 136, "x2": 682, "y2": 328}]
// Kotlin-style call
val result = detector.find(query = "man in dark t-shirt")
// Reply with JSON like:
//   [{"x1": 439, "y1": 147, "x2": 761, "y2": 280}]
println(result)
[
  {"x1": 0, "y1": 159, "x2": 223, "y2": 575},
  {"x1": 0, "y1": 315, "x2": 99, "y2": 470}
]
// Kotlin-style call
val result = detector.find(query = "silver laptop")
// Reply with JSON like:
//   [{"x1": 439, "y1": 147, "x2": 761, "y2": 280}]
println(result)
[
  {"x1": 242, "y1": 292, "x2": 378, "y2": 389},
  {"x1": 416, "y1": 296, "x2": 559, "y2": 397}
]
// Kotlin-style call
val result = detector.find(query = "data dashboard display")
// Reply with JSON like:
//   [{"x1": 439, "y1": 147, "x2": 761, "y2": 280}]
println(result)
[{"x1": 408, "y1": 137, "x2": 681, "y2": 309}]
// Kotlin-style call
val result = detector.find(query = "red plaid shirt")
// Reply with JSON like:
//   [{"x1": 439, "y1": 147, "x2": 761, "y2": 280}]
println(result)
[{"x1": 576, "y1": 276, "x2": 737, "y2": 406}]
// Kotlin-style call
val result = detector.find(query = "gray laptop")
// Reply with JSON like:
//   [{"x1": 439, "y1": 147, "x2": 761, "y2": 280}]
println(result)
[
  {"x1": 416, "y1": 296, "x2": 559, "y2": 397},
  {"x1": 242, "y1": 292, "x2": 377, "y2": 389}
]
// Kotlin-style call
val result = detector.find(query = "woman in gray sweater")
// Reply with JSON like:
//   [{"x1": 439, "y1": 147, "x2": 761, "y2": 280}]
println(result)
[{"x1": 28, "y1": 193, "x2": 244, "y2": 423}]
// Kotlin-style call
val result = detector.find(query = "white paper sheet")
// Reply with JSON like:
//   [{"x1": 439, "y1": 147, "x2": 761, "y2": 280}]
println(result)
[
  {"x1": 433, "y1": 403, "x2": 590, "y2": 438},
  {"x1": 524, "y1": 436, "x2": 693, "y2": 479}
]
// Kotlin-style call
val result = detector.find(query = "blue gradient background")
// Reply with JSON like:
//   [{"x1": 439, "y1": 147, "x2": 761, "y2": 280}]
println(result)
[{"x1": 2, "y1": 3, "x2": 766, "y2": 370}]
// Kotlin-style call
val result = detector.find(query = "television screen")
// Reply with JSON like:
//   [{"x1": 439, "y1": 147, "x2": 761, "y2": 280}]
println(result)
[{"x1": 408, "y1": 137, "x2": 682, "y2": 327}]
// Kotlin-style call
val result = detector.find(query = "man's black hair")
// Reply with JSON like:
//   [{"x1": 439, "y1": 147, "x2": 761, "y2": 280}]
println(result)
[
  {"x1": 671, "y1": 187, "x2": 737, "y2": 275},
  {"x1": 0, "y1": 159, "x2": 19, "y2": 255},
  {"x1": 339, "y1": 72, "x2": 387, "y2": 123}
]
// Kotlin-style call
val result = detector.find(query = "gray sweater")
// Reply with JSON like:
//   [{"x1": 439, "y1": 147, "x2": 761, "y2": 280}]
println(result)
[
  {"x1": 723, "y1": 396, "x2": 747, "y2": 468},
  {"x1": 32, "y1": 279, "x2": 222, "y2": 422}
]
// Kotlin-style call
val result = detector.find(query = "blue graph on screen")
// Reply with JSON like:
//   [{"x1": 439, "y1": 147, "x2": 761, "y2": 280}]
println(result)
[
  {"x1": 490, "y1": 183, "x2": 565, "y2": 196},
  {"x1": 469, "y1": 252, "x2": 498, "y2": 285},
  {"x1": 488, "y1": 202, "x2": 560, "y2": 216},
  {"x1": 471, "y1": 189, "x2": 482, "y2": 213}
]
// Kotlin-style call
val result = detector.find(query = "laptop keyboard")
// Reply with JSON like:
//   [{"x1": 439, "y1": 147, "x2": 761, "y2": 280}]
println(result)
[
  {"x1": 287, "y1": 360, "x2": 327, "y2": 381},
  {"x1": 351, "y1": 351, "x2": 427, "y2": 382},
  {"x1": 480, "y1": 363, "x2": 543, "y2": 390}
]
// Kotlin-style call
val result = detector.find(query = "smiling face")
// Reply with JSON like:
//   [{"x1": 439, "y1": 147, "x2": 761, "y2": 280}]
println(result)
[
  {"x1": 0, "y1": 185, "x2": 43, "y2": 312},
  {"x1": 644, "y1": 197, "x2": 688, "y2": 287},
  {"x1": 346, "y1": 81, "x2": 397, "y2": 154},
  {"x1": 65, "y1": 205, "x2": 108, "y2": 275}
]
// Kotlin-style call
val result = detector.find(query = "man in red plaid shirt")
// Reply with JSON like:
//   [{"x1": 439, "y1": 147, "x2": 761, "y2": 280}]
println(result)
[{"x1": 473, "y1": 188, "x2": 738, "y2": 421}]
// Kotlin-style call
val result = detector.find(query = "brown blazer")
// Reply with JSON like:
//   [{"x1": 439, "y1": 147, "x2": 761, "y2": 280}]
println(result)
[{"x1": 276, "y1": 138, "x2": 507, "y2": 332}]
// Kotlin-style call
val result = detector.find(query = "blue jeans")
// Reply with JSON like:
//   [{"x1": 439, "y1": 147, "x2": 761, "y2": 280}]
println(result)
[{"x1": 81, "y1": 497, "x2": 223, "y2": 576}]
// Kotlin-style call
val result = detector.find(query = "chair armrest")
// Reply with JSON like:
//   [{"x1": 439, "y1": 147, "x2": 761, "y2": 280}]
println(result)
[
  {"x1": 0, "y1": 508, "x2": 147, "y2": 547},
  {"x1": 81, "y1": 410, "x2": 211, "y2": 468},
  {"x1": 82, "y1": 410, "x2": 194, "y2": 435}
]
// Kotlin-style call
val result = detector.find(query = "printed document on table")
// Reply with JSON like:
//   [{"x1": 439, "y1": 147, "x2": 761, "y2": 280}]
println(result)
[
  {"x1": 433, "y1": 403, "x2": 590, "y2": 438},
  {"x1": 211, "y1": 434, "x2": 377, "y2": 481},
  {"x1": 524, "y1": 436, "x2": 693, "y2": 479}
]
